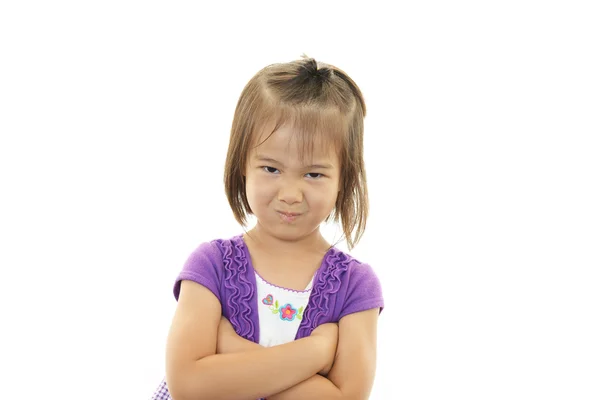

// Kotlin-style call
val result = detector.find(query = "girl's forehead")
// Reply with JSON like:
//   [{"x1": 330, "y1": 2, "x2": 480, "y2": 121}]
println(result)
[{"x1": 250, "y1": 122, "x2": 340, "y2": 163}]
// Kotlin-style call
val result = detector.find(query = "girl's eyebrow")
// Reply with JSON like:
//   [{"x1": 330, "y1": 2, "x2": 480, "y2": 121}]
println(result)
[
  {"x1": 255, "y1": 155, "x2": 334, "y2": 169},
  {"x1": 255, "y1": 156, "x2": 283, "y2": 165}
]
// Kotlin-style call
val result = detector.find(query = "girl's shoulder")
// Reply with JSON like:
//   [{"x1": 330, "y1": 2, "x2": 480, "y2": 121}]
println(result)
[
  {"x1": 319, "y1": 246, "x2": 382, "y2": 300},
  {"x1": 174, "y1": 234, "x2": 249, "y2": 302},
  {"x1": 310, "y1": 246, "x2": 384, "y2": 322},
  {"x1": 323, "y1": 245, "x2": 375, "y2": 276},
  {"x1": 185, "y1": 234, "x2": 246, "y2": 261}
]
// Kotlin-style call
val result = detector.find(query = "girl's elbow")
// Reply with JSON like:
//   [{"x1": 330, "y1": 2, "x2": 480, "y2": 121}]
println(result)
[
  {"x1": 164, "y1": 373, "x2": 189, "y2": 400},
  {"x1": 165, "y1": 363, "x2": 211, "y2": 400}
]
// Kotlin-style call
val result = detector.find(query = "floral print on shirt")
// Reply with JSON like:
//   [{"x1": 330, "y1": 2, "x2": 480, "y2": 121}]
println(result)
[{"x1": 262, "y1": 294, "x2": 305, "y2": 321}]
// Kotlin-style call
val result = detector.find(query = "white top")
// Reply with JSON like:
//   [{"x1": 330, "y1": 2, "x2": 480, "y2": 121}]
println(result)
[{"x1": 255, "y1": 271, "x2": 314, "y2": 347}]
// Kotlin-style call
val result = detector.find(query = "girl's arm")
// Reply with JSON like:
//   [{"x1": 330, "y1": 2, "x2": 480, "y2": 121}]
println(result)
[
  {"x1": 165, "y1": 280, "x2": 336, "y2": 400},
  {"x1": 269, "y1": 308, "x2": 380, "y2": 400},
  {"x1": 220, "y1": 309, "x2": 380, "y2": 400},
  {"x1": 221, "y1": 328, "x2": 343, "y2": 400},
  {"x1": 216, "y1": 316, "x2": 337, "y2": 377}
]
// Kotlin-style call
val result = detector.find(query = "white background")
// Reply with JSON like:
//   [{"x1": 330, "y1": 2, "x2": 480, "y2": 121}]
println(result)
[{"x1": 1, "y1": 1, "x2": 599, "y2": 399}]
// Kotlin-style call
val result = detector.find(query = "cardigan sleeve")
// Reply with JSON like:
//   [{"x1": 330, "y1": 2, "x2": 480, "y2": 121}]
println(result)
[
  {"x1": 173, "y1": 241, "x2": 223, "y2": 304},
  {"x1": 338, "y1": 262, "x2": 384, "y2": 320}
]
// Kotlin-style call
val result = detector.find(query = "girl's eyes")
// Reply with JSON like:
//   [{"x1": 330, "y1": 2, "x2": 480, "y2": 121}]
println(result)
[
  {"x1": 305, "y1": 172, "x2": 323, "y2": 179},
  {"x1": 262, "y1": 166, "x2": 280, "y2": 174},
  {"x1": 261, "y1": 167, "x2": 323, "y2": 179}
]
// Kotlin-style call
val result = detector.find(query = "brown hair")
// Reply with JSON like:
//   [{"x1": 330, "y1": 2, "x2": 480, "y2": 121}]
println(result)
[{"x1": 224, "y1": 56, "x2": 368, "y2": 249}]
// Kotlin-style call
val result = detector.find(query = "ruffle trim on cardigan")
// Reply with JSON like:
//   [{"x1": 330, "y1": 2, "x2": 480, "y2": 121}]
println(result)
[
  {"x1": 214, "y1": 238, "x2": 257, "y2": 342},
  {"x1": 295, "y1": 249, "x2": 352, "y2": 339}
]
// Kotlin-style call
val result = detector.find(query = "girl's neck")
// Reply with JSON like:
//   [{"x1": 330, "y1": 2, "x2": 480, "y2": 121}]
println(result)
[{"x1": 244, "y1": 224, "x2": 331, "y2": 258}]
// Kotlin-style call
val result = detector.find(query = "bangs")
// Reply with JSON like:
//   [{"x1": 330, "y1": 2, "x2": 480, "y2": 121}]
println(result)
[{"x1": 251, "y1": 101, "x2": 349, "y2": 164}]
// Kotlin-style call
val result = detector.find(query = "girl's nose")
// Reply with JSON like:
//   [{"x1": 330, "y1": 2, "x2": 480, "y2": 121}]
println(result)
[{"x1": 278, "y1": 182, "x2": 303, "y2": 205}]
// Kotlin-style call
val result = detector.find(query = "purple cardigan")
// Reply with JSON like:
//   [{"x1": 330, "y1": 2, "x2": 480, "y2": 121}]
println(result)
[{"x1": 174, "y1": 234, "x2": 384, "y2": 342}]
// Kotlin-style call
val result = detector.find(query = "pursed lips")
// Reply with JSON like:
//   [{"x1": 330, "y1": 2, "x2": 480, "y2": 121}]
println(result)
[
  {"x1": 277, "y1": 210, "x2": 303, "y2": 222},
  {"x1": 277, "y1": 211, "x2": 302, "y2": 217}
]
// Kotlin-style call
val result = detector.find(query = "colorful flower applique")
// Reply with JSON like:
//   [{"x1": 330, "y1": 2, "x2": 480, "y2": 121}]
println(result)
[
  {"x1": 279, "y1": 304, "x2": 297, "y2": 321},
  {"x1": 261, "y1": 294, "x2": 305, "y2": 321}
]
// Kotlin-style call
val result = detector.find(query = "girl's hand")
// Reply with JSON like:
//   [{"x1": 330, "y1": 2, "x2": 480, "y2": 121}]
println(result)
[
  {"x1": 217, "y1": 316, "x2": 261, "y2": 354},
  {"x1": 310, "y1": 322, "x2": 339, "y2": 376}
]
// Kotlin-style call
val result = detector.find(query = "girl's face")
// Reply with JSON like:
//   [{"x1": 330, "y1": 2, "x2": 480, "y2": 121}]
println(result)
[{"x1": 245, "y1": 124, "x2": 341, "y2": 243}]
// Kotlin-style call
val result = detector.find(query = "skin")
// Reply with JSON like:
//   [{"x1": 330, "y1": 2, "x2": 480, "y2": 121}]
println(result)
[
  {"x1": 243, "y1": 123, "x2": 341, "y2": 290},
  {"x1": 165, "y1": 122, "x2": 379, "y2": 400},
  {"x1": 166, "y1": 280, "x2": 339, "y2": 400},
  {"x1": 239, "y1": 123, "x2": 378, "y2": 399},
  {"x1": 244, "y1": 123, "x2": 341, "y2": 245},
  {"x1": 217, "y1": 316, "x2": 338, "y2": 376}
]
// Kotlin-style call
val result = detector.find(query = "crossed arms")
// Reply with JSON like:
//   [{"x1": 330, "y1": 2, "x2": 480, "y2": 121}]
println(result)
[{"x1": 165, "y1": 280, "x2": 380, "y2": 400}]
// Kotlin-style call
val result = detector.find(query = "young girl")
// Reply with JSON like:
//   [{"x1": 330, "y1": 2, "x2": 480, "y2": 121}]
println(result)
[{"x1": 151, "y1": 56, "x2": 384, "y2": 400}]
